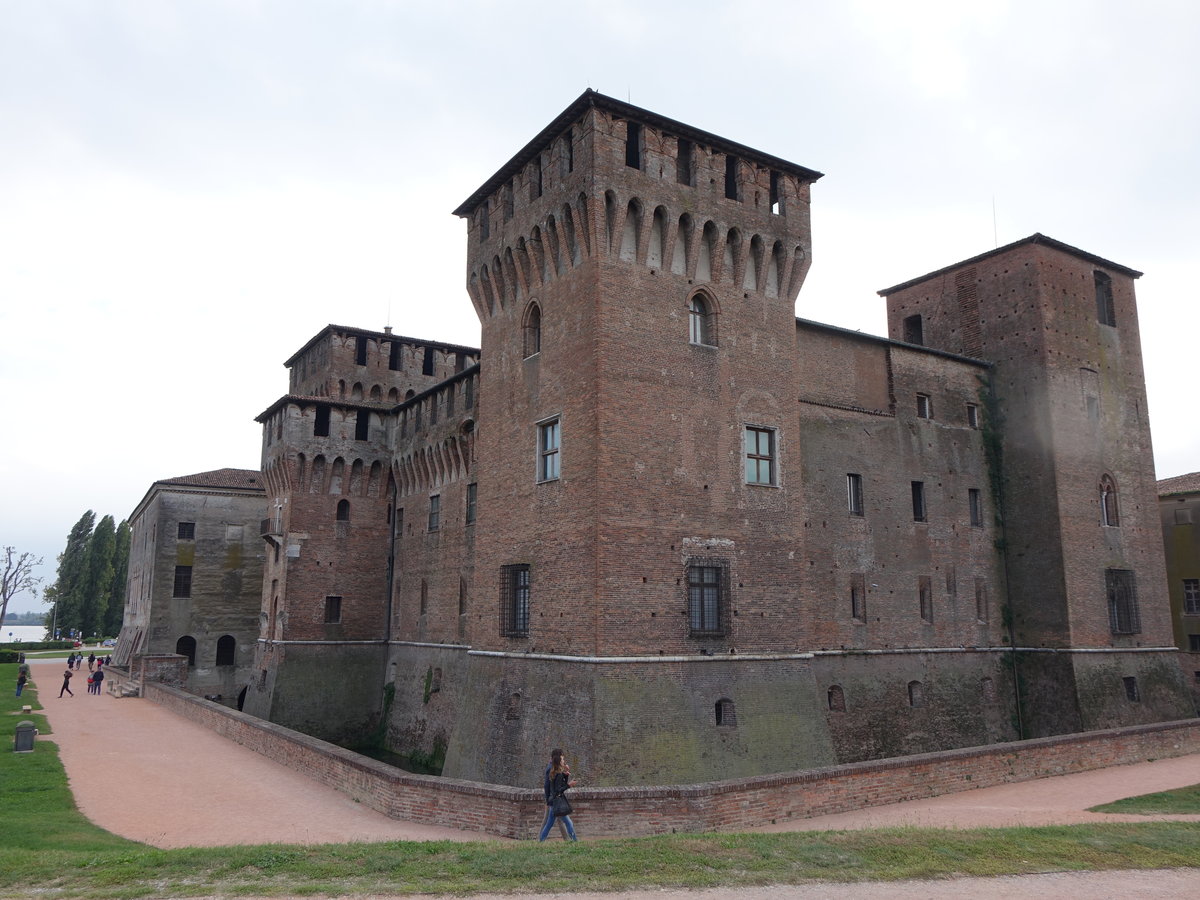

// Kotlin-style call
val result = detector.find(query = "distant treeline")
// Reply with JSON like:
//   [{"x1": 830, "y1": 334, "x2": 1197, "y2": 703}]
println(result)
[{"x1": 0, "y1": 611, "x2": 46, "y2": 626}]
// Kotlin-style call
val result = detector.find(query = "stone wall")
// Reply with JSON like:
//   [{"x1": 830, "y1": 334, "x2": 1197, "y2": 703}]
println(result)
[{"x1": 143, "y1": 680, "x2": 1200, "y2": 839}]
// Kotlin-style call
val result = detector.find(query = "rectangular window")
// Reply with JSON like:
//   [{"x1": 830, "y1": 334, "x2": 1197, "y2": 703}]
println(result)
[
  {"x1": 1177, "y1": 509, "x2": 1194, "y2": 525},
  {"x1": 538, "y1": 418, "x2": 560, "y2": 481},
  {"x1": 532, "y1": 156, "x2": 543, "y2": 198},
  {"x1": 355, "y1": 409, "x2": 370, "y2": 441},
  {"x1": 479, "y1": 202, "x2": 489, "y2": 240},
  {"x1": 1106, "y1": 568, "x2": 1141, "y2": 635},
  {"x1": 744, "y1": 426, "x2": 776, "y2": 485},
  {"x1": 676, "y1": 137, "x2": 693, "y2": 185},
  {"x1": 966, "y1": 403, "x2": 979, "y2": 428},
  {"x1": 769, "y1": 170, "x2": 782, "y2": 215},
  {"x1": 688, "y1": 562, "x2": 727, "y2": 635},
  {"x1": 499, "y1": 564, "x2": 530, "y2": 637},
  {"x1": 466, "y1": 483, "x2": 478, "y2": 525},
  {"x1": 1184, "y1": 579, "x2": 1200, "y2": 614},
  {"x1": 355, "y1": 335, "x2": 368, "y2": 365},
  {"x1": 724, "y1": 155, "x2": 739, "y2": 200},
  {"x1": 324, "y1": 595, "x2": 342, "y2": 624},
  {"x1": 919, "y1": 576, "x2": 933, "y2": 623},
  {"x1": 177, "y1": 522, "x2": 195, "y2": 541},
  {"x1": 1095, "y1": 270, "x2": 1116, "y2": 326},
  {"x1": 625, "y1": 122, "x2": 642, "y2": 169},
  {"x1": 916, "y1": 393, "x2": 932, "y2": 419},
  {"x1": 850, "y1": 573, "x2": 866, "y2": 622},
  {"x1": 903, "y1": 314, "x2": 924, "y2": 345},
  {"x1": 975, "y1": 578, "x2": 989, "y2": 623},
  {"x1": 388, "y1": 341, "x2": 401, "y2": 371},
  {"x1": 1123, "y1": 676, "x2": 1140, "y2": 702},
  {"x1": 911, "y1": 481, "x2": 927, "y2": 522},
  {"x1": 428, "y1": 494, "x2": 440, "y2": 532},
  {"x1": 969, "y1": 488, "x2": 983, "y2": 526},
  {"x1": 173, "y1": 565, "x2": 192, "y2": 599},
  {"x1": 314, "y1": 404, "x2": 330, "y2": 437},
  {"x1": 847, "y1": 473, "x2": 864, "y2": 516},
  {"x1": 1188, "y1": 634, "x2": 1200, "y2": 652},
  {"x1": 422, "y1": 346, "x2": 435, "y2": 376}
]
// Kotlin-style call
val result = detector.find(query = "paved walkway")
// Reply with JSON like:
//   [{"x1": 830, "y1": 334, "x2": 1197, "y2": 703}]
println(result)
[{"x1": 23, "y1": 658, "x2": 1200, "y2": 898}]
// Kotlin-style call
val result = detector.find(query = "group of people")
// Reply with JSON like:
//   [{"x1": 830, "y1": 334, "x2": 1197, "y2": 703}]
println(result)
[
  {"x1": 57, "y1": 652, "x2": 112, "y2": 697},
  {"x1": 65, "y1": 651, "x2": 111, "y2": 672}
]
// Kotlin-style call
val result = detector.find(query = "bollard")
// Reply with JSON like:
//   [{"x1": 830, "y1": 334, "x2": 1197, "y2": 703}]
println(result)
[{"x1": 14, "y1": 720, "x2": 37, "y2": 753}]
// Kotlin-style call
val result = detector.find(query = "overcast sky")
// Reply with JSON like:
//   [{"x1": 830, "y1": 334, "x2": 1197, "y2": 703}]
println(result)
[{"x1": 3, "y1": 1, "x2": 1198, "y2": 614}]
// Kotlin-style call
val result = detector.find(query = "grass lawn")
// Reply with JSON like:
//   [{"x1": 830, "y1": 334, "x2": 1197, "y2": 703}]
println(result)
[
  {"x1": 3, "y1": 662, "x2": 1199, "y2": 899},
  {"x1": 1090, "y1": 783, "x2": 1200, "y2": 815}
]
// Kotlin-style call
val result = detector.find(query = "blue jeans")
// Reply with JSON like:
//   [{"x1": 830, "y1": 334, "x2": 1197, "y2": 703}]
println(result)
[{"x1": 538, "y1": 804, "x2": 577, "y2": 841}]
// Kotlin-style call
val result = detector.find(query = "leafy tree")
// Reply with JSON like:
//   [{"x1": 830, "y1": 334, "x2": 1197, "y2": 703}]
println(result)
[
  {"x1": 103, "y1": 519, "x2": 131, "y2": 636},
  {"x1": 79, "y1": 515, "x2": 117, "y2": 638},
  {"x1": 43, "y1": 511, "x2": 96, "y2": 637},
  {"x1": 1, "y1": 547, "x2": 44, "y2": 628}
]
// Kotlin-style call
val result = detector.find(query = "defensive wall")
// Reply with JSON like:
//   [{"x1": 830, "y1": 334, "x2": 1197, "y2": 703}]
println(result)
[{"x1": 142, "y1": 680, "x2": 1200, "y2": 839}]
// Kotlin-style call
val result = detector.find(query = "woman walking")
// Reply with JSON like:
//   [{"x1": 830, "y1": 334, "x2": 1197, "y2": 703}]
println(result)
[
  {"x1": 538, "y1": 748, "x2": 578, "y2": 841},
  {"x1": 59, "y1": 667, "x2": 74, "y2": 697}
]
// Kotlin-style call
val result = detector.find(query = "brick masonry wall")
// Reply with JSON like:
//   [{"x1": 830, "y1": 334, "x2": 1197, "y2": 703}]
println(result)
[{"x1": 143, "y1": 681, "x2": 1200, "y2": 839}]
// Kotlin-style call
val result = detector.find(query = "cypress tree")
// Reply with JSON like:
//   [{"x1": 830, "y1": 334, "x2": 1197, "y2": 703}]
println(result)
[
  {"x1": 79, "y1": 515, "x2": 117, "y2": 639},
  {"x1": 104, "y1": 519, "x2": 131, "y2": 636},
  {"x1": 44, "y1": 511, "x2": 96, "y2": 638}
]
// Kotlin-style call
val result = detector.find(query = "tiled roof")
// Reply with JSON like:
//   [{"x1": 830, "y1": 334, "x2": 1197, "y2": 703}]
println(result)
[
  {"x1": 1157, "y1": 471, "x2": 1200, "y2": 496},
  {"x1": 158, "y1": 468, "x2": 264, "y2": 491}
]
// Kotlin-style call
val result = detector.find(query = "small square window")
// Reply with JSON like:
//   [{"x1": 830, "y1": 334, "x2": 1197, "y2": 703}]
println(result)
[
  {"x1": 847, "y1": 474, "x2": 864, "y2": 516},
  {"x1": 428, "y1": 494, "x2": 441, "y2": 532},
  {"x1": 538, "y1": 418, "x2": 560, "y2": 482},
  {"x1": 324, "y1": 595, "x2": 342, "y2": 624},
  {"x1": 744, "y1": 426, "x2": 776, "y2": 486},
  {"x1": 177, "y1": 522, "x2": 195, "y2": 541},
  {"x1": 916, "y1": 394, "x2": 932, "y2": 419}
]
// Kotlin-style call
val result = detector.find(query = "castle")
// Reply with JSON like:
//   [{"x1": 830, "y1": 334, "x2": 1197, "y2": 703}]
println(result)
[{"x1": 123, "y1": 90, "x2": 1194, "y2": 788}]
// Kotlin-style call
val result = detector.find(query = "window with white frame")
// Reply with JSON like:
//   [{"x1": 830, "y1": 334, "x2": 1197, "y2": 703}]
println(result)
[
  {"x1": 847, "y1": 473, "x2": 864, "y2": 516},
  {"x1": 538, "y1": 418, "x2": 560, "y2": 481}
]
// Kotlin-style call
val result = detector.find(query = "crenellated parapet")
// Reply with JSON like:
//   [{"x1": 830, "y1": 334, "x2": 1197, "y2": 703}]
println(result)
[{"x1": 455, "y1": 90, "x2": 821, "y2": 322}]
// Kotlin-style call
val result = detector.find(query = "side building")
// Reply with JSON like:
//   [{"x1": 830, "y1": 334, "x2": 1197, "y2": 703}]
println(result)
[
  {"x1": 1158, "y1": 471, "x2": 1200, "y2": 711},
  {"x1": 115, "y1": 468, "x2": 266, "y2": 701}
]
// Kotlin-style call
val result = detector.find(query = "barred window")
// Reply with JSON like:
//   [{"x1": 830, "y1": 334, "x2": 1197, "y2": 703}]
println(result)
[
  {"x1": 1106, "y1": 568, "x2": 1141, "y2": 635},
  {"x1": 177, "y1": 522, "x2": 195, "y2": 540},
  {"x1": 173, "y1": 565, "x2": 192, "y2": 599},
  {"x1": 688, "y1": 560, "x2": 729, "y2": 635},
  {"x1": 499, "y1": 564, "x2": 530, "y2": 637},
  {"x1": 324, "y1": 595, "x2": 341, "y2": 624}
]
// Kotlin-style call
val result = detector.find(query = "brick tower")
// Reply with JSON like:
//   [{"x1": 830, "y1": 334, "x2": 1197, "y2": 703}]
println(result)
[
  {"x1": 243, "y1": 325, "x2": 478, "y2": 740},
  {"x1": 880, "y1": 235, "x2": 1192, "y2": 735}
]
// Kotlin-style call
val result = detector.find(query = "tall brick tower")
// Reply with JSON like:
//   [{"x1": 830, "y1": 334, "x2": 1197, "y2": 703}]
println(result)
[
  {"x1": 439, "y1": 91, "x2": 829, "y2": 784},
  {"x1": 243, "y1": 325, "x2": 478, "y2": 740},
  {"x1": 880, "y1": 235, "x2": 1192, "y2": 735}
]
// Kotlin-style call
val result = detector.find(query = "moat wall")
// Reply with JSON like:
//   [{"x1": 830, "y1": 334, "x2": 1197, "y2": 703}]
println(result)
[{"x1": 143, "y1": 681, "x2": 1200, "y2": 839}]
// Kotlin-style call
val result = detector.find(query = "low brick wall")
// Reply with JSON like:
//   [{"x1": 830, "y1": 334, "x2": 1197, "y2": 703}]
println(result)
[{"x1": 142, "y1": 683, "x2": 1200, "y2": 839}]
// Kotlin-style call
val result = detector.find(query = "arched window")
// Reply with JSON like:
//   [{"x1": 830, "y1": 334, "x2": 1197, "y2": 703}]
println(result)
[
  {"x1": 1100, "y1": 474, "x2": 1120, "y2": 526},
  {"x1": 175, "y1": 635, "x2": 196, "y2": 667},
  {"x1": 689, "y1": 294, "x2": 715, "y2": 346},
  {"x1": 336, "y1": 499, "x2": 350, "y2": 522},
  {"x1": 523, "y1": 302, "x2": 542, "y2": 358},
  {"x1": 215, "y1": 635, "x2": 236, "y2": 666}
]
